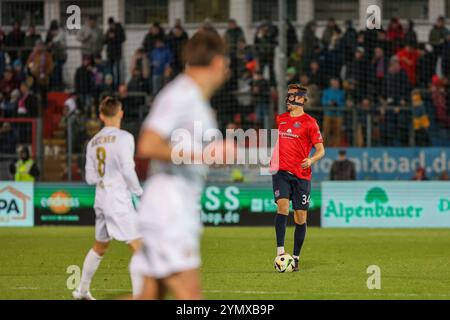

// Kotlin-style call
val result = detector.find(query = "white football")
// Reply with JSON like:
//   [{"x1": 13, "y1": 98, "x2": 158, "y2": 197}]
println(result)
[{"x1": 274, "y1": 253, "x2": 295, "y2": 273}]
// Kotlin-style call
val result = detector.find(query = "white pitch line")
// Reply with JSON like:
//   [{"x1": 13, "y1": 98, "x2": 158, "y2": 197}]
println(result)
[{"x1": 10, "y1": 287, "x2": 450, "y2": 298}]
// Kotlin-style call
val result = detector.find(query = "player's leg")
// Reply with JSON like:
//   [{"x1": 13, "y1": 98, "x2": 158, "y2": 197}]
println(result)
[
  {"x1": 135, "y1": 276, "x2": 165, "y2": 300},
  {"x1": 127, "y1": 239, "x2": 143, "y2": 297},
  {"x1": 291, "y1": 178, "x2": 311, "y2": 271},
  {"x1": 74, "y1": 240, "x2": 110, "y2": 300},
  {"x1": 162, "y1": 269, "x2": 202, "y2": 300},
  {"x1": 293, "y1": 210, "x2": 307, "y2": 271},
  {"x1": 273, "y1": 171, "x2": 292, "y2": 256},
  {"x1": 74, "y1": 209, "x2": 111, "y2": 300}
]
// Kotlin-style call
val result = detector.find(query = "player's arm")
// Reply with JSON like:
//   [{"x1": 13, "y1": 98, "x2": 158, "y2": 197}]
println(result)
[
  {"x1": 301, "y1": 122, "x2": 325, "y2": 169},
  {"x1": 85, "y1": 145, "x2": 100, "y2": 185},
  {"x1": 137, "y1": 129, "x2": 173, "y2": 162},
  {"x1": 301, "y1": 143, "x2": 325, "y2": 169},
  {"x1": 120, "y1": 134, "x2": 143, "y2": 196}
]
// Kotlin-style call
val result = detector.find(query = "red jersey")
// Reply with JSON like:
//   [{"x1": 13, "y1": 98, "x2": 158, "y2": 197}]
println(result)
[{"x1": 270, "y1": 112, "x2": 323, "y2": 180}]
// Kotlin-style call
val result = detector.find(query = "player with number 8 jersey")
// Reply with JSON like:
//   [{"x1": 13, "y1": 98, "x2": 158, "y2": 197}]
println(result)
[{"x1": 72, "y1": 97, "x2": 144, "y2": 300}]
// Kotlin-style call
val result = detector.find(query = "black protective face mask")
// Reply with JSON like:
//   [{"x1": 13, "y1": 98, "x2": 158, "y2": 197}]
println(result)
[{"x1": 286, "y1": 91, "x2": 307, "y2": 107}]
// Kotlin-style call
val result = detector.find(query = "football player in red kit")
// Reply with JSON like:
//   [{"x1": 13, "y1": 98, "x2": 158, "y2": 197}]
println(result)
[{"x1": 270, "y1": 84, "x2": 325, "y2": 271}]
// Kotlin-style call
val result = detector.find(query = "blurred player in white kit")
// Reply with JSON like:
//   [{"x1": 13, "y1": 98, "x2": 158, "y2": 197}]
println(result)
[
  {"x1": 73, "y1": 97, "x2": 143, "y2": 300},
  {"x1": 130, "y1": 31, "x2": 230, "y2": 299}
]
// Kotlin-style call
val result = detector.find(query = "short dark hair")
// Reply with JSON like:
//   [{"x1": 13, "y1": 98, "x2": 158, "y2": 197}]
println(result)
[
  {"x1": 182, "y1": 31, "x2": 227, "y2": 67},
  {"x1": 99, "y1": 96, "x2": 122, "y2": 117},
  {"x1": 287, "y1": 83, "x2": 307, "y2": 93}
]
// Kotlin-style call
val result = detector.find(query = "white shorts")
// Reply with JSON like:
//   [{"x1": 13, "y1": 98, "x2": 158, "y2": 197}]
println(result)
[
  {"x1": 130, "y1": 229, "x2": 201, "y2": 279},
  {"x1": 95, "y1": 207, "x2": 140, "y2": 243},
  {"x1": 130, "y1": 173, "x2": 203, "y2": 279}
]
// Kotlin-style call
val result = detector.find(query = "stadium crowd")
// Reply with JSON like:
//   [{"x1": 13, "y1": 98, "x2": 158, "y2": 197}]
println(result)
[{"x1": 1, "y1": 15, "x2": 450, "y2": 154}]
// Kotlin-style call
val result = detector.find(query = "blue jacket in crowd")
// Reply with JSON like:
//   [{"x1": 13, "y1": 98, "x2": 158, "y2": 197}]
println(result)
[{"x1": 150, "y1": 46, "x2": 172, "y2": 76}]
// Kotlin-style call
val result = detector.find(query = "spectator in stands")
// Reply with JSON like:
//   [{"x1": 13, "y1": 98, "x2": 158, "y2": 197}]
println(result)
[
  {"x1": 299, "y1": 74, "x2": 320, "y2": 108},
  {"x1": 428, "y1": 16, "x2": 450, "y2": 61},
  {"x1": 142, "y1": 22, "x2": 165, "y2": 55},
  {"x1": 430, "y1": 75, "x2": 450, "y2": 129},
  {"x1": 322, "y1": 17, "x2": 341, "y2": 50},
  {"x1": 224, "y1": 19, "x2": 245, "y2": 57},
  {"x1": 92, "y1": 54, "x2": 107, "y2": 99},
  {"x1": 341, "y1": 20, "x2": 357, "y2": 64},
  {"x1": 376, "y1": 29, "x2": 393, "y2": 58},
  {"x1": 27, "y1": 40, "x2": 53, "y2": 110},
  {"x1": 288, "y1": 45, "x2": 307, "y2": 77},
  {"x1": 0, "y1": 122, "x2": 17, "y2": 154},
  {"x1": 355, "y1": 98, "x2": 374, "y2": 146},
  {"x1": 61, "y1": 94, "x2": 86, "y2": 154},
  {"x1": 149, "y1": 38, "x2": 172, "y2": 95},
  {"x1": 411, "y1": 167, "x2": 429, "y2": 181},
  {"x1": 308, "y1": 60, "x2": 326, "y2": 89},
  {"x1": 128, "y1": 68, "x2": 147, "y2": 93},
  {"x1": 129, "y1": 48, "x2": 150, "y2": 91},
  {"x1": 346, "y1": 47, "x2": 369, "y2": 101},
  {"x1": 324, "y1": 28, "x2": 344, "y2": 79},
  {"x1": 74, "y1": 56, "x2": 94, "y2": 113},
  {"x1": 403, "y1": 20, "x2": 418, "y2": 48},
  {"x1": 383, "y1": 58, "x2": 410, "y2": 146},
  {"x1": 167, "y1": 25, "x2": 189, "y2": 76},
  {"x1": 251, "y1": 71, "x2": 271, "y2": 128},
  {"x1": 23, "y1": 25, "x2": 41, "y2": 62},
  {"x1": 396, "y1": 41, "x2": 420, "y2": 86},
  {"x1": 9, "y1": 146, "x2": 40, "y2": 182},
  {"x1": 321, "y1": 78, "x2": 345, "y2": 146},
  {"x1": 12, "y1": 59, "x2": 26, "y2": 84},
  {"x1": 301, "y1": 21, "x2": 319, "y2": 68},
  {"x1": 101, "y1": 74, "x2": 115, "y2": 98},
  {"x1": 371, "y1": 47, "x2": 388, "y2": 100},
  {"x1": 416, "y1": 44, "x2": 435, "y2": 87},
  {"x1": 5, "y1": 21, "x2": 25, "y2": 62},
  {"x1": 77, "y1": 15, "x2": 104, "y2": 59},
  {"x1": 2, "y1": 89, "x2": 19, "y2": 117},
  {"x1": 386, "y1": 17, "x2": 405, "y2": 52},
  {"x1": 46, "y1": 20, "x2": 67, "y2": 90},
  {"x1": 168, "y1": 19, "x2": 188, "y2": 40},
  {"x1": 286, "y1": 19, "x2": 298, "y2": 56},
  {"x1": 329, "y1": 150, "x2": 356, "y2": 180},
  {"x1": 411, "y1": 89, "x2": 431, "y2": 146},
  {"x1": 0, "y1": 67, "x2": 18, "y2": 99},
  {"x1": 17, "y1": 83, "x2": 38, "y2": 117},
  {"x1": 385, "y1": 58, "x2": 409, "y2": 106},
  {"x1": 236, "y1": 38, "x2": 253, "y2": 78},
  {"x1": 254, "y1": 22, "x2": 276, "y2": 86},
  {"x1": 105, "y1": 17, "x2": 126, "y2": 87}
]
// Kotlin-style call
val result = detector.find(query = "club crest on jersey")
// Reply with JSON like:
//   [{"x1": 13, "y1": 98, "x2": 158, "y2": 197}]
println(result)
[
  {"x1": 274, "y1": 190, "x2": 280, "y2": 197},
  {"x1": 293, "y1": 122, "x2": 301, "y2": 128}
]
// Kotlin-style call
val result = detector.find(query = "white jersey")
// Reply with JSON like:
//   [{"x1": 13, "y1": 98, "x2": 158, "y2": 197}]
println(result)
[
  {"x1": 85, "y1": 127, "x2": 143, "y2": 212},
  {"x1": 139, "y1": 74, "x2": 217, "y2": 230},
  {"x1": 143, "y1": 74, "x2": 217, "y2": 186}
]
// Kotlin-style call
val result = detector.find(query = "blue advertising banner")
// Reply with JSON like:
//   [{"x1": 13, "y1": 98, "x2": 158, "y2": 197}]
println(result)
[
  {"x1": 0, "y1": 182, "x2": 34, "y2": 227},
  {"x1": 312, "y1": 148, "x2": 450, "y2": 181},
  {"x1": 321, "y1": 181, "x2": 450, "y2": 228}
]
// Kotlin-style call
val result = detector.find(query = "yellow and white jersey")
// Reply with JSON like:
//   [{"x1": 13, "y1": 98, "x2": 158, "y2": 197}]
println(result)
[{"x1": 85, "y1": 126, "x2": 143, "y2": 213}]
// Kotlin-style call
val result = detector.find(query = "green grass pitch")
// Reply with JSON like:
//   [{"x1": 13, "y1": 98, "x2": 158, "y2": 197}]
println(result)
[{"x1": 1, "y1": 226, "x2": 449, "y2": 300}]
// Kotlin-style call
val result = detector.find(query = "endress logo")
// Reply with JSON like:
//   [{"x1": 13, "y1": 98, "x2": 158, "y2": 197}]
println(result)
[
  {"x1": 40, "y1": 191, "x2": 80, "y2": 214},
  {"x1": 324, "y1": 187, "x2": 423, "y2": 223}
]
